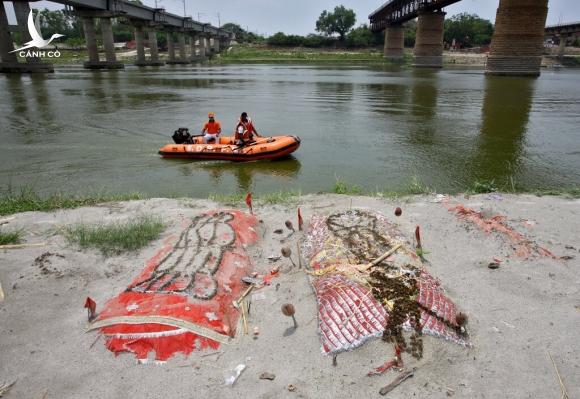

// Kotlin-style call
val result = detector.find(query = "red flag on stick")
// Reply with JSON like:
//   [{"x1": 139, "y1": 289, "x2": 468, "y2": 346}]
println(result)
[
  {"x1": 84, "y1": 297, "x2": 97, "y2": 322},
  {"x1": 297, "y1": 207, "x2": 303, "y2": 231},
  {"x1": 245, "y1": 192, "x2": 253, "y2": 214},
  {"x1": 415, "y1": 226, "x2": 422, "y2": 250}
]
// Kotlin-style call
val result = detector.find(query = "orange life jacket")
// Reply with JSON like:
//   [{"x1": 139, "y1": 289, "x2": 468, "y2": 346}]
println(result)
[
  {"x1": 235, "y1": 118, "x2": 256, "y2": 141},
  {"x1": 203, "y1": 120, "x2": 221, "y2": 134},
  {"x1": 242, "y1": 118, "x2": 256, "y2": 135}
]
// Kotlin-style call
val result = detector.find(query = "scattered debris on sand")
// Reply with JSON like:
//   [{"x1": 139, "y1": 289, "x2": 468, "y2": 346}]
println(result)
[{"x1": 449, "y1": 205, "x2": 556, "y2": 259}]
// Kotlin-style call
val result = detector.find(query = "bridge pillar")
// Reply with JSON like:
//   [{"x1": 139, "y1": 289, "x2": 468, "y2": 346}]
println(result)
[
  {"x1": 198, "y1": 35, "x2": 207, "y2": 59},
  {"x1": 166, "y1": 32, "x2": 176, "y2": 62},
  {"x1": 14, "y1": 2, "x2": 38, "y2": 65},
  {"x1": 6, "y1": 1, "x2": 53, "y2": 72},
  {"x1": 167, "y1": 32, "x2": 190, "y2": 65},
  {"x1": 75, "y1": 9, "x2": 122, "y2": 70},
  {"x1": 82, "y1": 17, "x2": 100, "y2": 65},
  {"x1": 213, "y1": 37, "x2": 221, "y2": 53},
  {"x1": 99, "y1": 17, "x2": 124, "y2": 69},
  {"x1": 134, "y1": 25, "x2": 147, "y2": 65},
  {"x1": 0, "y1": 1, "x2": 19, "y2": 70},
  {"x1": 189, "y1": 34, "x2": 197, "y2": 61},
  {"x1": 147, "y1": 29, "x2": 164, "y2": 66},
  {"x1": 413, "y1": 10, "x2": 445, "y2": 68},
  {"x1": 383, "y1": 24, "x2": 404, "y2": 61},
  {"x1": 485, "y1": 0, "x2": 549, "y2": 76},
  {"x1": 178, "y1": 33, "x2": 188, "y2": 62},
  {"x1": 557, "y1": 35, "x2": 567, "y2": 58}
]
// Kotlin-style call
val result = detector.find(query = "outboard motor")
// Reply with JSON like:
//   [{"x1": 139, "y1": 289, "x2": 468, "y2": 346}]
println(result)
[{"x1": 172, "y1": 127, "x2": 192, "y2": 144}]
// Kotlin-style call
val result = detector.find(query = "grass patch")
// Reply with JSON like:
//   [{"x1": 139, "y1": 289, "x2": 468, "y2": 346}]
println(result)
[
  {"x1": 208, "y1": 190, "x2": 301, "y2": 206},
  {"x1": 468, "y1": 179, "x2": 498, "y2": 194},
  {"x1": 375, "y1": 191, "x2": 403, "y2": 200},
  {"x1": 0, "y1": 188, "x2": 144, "y2": 216},
  {"x1": 0, "y1": 230, "x2": 22, "y2": 245},
  {"x1": 333, "y1": 177, "x2": 363, "y2": 195},
  {"x1": 65, "y1": 215, "x2": 165, "y2": 256},
  {"x1": 404, "y1": 176, "x2": 433, "y2": 195},
  {"x1": 260, "y1": 190, "x2": 301, "y2": 205},
  {"x1": 376, "y1": 176, "x2": 433, "y2": 199},
  {"x1": 207, "y1": 193, "x2": 246, "y2": 205}
]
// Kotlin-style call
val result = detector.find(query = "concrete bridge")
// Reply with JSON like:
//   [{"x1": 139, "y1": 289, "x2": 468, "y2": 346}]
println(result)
[
  {"x1": 545, "y1": 21, "x2": 580, "y2": 57},
  {"x1": 370, "y1": 0, "x2": 550, "y2": 76},
  {"x1": 0, "y1": 0, "x2": 233, "y2": 73}
]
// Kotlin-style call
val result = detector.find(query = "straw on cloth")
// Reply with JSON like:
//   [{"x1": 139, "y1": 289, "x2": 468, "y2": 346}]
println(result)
[{"x1": 303, "y1": 210, "x2": 470, "y2": 355}]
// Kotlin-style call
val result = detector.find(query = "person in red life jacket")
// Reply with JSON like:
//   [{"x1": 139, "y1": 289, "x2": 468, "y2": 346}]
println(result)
[
  {"x1": 201, "y1": 112, "x2": 222, "y2": 144},
  {"x1": 234, "y1": 112, "x2": 260, "y2": 146}
]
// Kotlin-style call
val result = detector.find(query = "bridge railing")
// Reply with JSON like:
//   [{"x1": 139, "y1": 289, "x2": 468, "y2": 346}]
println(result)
[{"x1": 369, "y1": 0, "x2": 460, "y2": 30}]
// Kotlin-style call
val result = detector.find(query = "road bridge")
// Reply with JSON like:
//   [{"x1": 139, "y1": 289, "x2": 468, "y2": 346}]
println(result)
[
  {"x1": 0, "y1": 0, "x2": 233, "y2": 72},
  {"x1": 545, "y1": 22, "x2": 580, "y2": 57},
  {"x1": 370, "y1": 0, "x2": 550, "y2": 76}
]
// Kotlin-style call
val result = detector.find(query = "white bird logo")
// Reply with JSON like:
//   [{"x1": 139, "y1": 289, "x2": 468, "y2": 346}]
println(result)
[{"x1": 11, "y1": 10, "x2": 65, "y2": 53}]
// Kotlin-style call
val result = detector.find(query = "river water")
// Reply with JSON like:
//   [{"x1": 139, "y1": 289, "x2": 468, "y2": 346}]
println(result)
[{"x1": 1, "y1": 64, "x2": 579, "y2": 197}]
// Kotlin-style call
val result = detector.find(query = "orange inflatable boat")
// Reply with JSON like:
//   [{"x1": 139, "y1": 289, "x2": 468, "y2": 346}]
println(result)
[{"x1": 159, "y1": 134, "x2": 301, "y2": 162}]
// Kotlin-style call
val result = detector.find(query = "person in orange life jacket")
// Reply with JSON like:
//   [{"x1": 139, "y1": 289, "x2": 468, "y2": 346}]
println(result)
[
  {"x1": 201, "y1": 112, "x2": 222, "y2": 144},
  {"x1": 234, "y1": 112, "x2": 260, "y2": 146}
]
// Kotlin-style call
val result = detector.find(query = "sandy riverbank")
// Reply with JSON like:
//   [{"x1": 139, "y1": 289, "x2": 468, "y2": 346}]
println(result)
[{"x1": 0, "y1": 194, "x2": 578, "y2": 398}]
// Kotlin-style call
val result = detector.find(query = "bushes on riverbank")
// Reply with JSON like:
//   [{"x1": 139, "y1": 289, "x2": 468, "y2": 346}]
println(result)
[
  {"x1": 221, "y1": 45, "x2": 387, "y2": 62},
  {"x1": 266, "y1": 26, "x2": 384, "y2": 49}
]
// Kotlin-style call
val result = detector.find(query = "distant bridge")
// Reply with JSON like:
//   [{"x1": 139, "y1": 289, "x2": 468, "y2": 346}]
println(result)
[
  {"x1": 51, "y1": 0, "x2": 230, "y2": 38},
  {"x1": 545, "y1": 21, "x2": 580, "y2": 36},
  {"x1": 545, "y1": 21, "x2": 580, "y2": 58},
  {"x1": 369, "y1": 0, "x2": 551, "y2": 76},
  {"x1": 0, "y1": 0, "x2": 233, "y2": 73}
]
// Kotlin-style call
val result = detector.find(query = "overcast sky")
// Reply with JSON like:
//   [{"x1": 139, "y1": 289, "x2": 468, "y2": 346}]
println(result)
[{"x1": 13, "y1": 0, "x2": 580, "y2": 35}]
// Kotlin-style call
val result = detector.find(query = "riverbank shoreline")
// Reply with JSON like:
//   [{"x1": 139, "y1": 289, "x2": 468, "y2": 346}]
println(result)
[
  {"x1": 0, "y1": 193, "x2": 578, "y2": 398},
  {"x1": 27, "y1": 46, "x2": 580, "y2": 68}
]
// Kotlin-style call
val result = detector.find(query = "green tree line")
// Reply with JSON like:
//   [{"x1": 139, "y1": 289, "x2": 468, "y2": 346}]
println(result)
[{"x1": 225, "y1": 8, "x2": 493, "y2": 49}]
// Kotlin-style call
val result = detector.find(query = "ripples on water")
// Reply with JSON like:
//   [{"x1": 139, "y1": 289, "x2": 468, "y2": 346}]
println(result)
[{"x1": 0, "y1": 65, "x2": 579, "y2": 197}]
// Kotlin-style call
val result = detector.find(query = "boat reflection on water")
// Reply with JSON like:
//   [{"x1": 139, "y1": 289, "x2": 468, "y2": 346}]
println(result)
[{"x1": 170, "y1": 156, "x2": 302, "y2": 193}]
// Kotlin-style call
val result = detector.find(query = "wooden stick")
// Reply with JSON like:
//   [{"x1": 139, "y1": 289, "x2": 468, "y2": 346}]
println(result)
[
  {"x1": 547, "y1": 351, "x2": 570, "y2": 399},
  {"x1": 237, "y1": 285, "x2": 254, "y2": 304},
  {"x1": 379, "y1": 369, "x2": 415, "y2": 396},
  {"x1": 241, "y1": 299, "x2": 248, "y2": 335},
  {"x1": 89, "y1": 332, "x2": 102, "y2": 349},
  {"x1": 0, "y1": 242, "x2": 46, "y2": 250},
  {"x1": 201, "y1": 350, "x2": 224, "y2": 358},
  {"x1": 297, "y1": 242, "x2": 303, "y2": 269},
  {"x1": 0, "y1": 281, "x2": 4, "y2": 302},
  {"x1": 361, "y1": 244, "x2": 402, "y2": 271}
]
